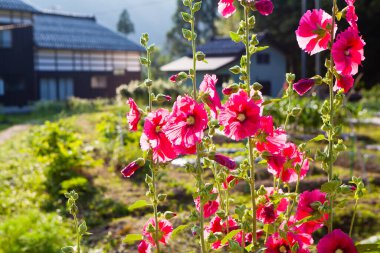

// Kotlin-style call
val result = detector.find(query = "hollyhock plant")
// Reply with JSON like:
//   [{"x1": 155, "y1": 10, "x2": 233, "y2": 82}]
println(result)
[
  {"x1": 254, "y1": 0, "x2": 274, "y2": 16},
  {"x1": 164, "y1": 95, "x2": 208, "y2": 154},
  {"x1": 200, "y1": 74, "x2": 222, "y2": 118},
  {"x1": 266, "y1": 232, "x2": 312, "y2": 253},
  {"x1": 138, "y1": 240, "x2": 151, "y2": 253},
  {"x1": 256, "y1": 188, "x2": 289, "y2": 224},
  {"x1": 334, "y1": 74, "x2": 354, "y2": 93},
  {"x1": 126, "y1": 98, "x2": 142, "y2": 131},
  {"x1": 218, "y1": 0, "x2": 236, "y2": 18},
  {"x1": 140, "y1": 109, "x2": 177, "y2": 163},
  {"x1": 194, "y1": 189, "x2": 220, "y2": 218},
  {"x1": 296, "y1": 9, "x2": 335, "y2": 55},
  {"x1": 142, "y1": 218, "x2": 173, "y2": 246},
  {"x1": 317, "y1": 229, "x2": 358, "y2": 253},
  {"x1": 296, "y1": 189, "x2": 328, "y2": 222},
  {"x1": 332, "y1": 27, "x2": 365, "y2": 76},
  {"x1": 121, "y1": 158, "x2": 145, "y2": 178},
  {"x1": 267, "y1": 143, "x2": 309, "y2": 183},
  {"x1": 218, "y1": 89, "x2": 261, "y2": 141}
]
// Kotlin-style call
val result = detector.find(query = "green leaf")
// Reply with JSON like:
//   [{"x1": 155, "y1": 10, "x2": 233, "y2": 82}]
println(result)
[
  {"x1": 128, "y1": 200, "x2": 149, "y2": 211},
  {"x1": 230, "y1": 31, "x2": 241, "y2": 43},
  {"x1": 221, "y1": 229, "x2": 242, "y2": 245},
  {"x1": 123, "y1": 234, "x2": 143, "y2": 245},
  {"x1": 181, "y1": 12, "x2": 192, "y2": 22},
  {"x1": 356, "y1": 244, "x2": 380, "y2": 252},
  {"x1": 321, "y1": 180, "x2": 341, "y2": 194},
  {"x1": 192, "y1": 1, "x2": 202, "y2": 12},
  {"x1": 253, "y1": 46, "x2": 269, "y2": 53},
  {"x1": 171, "y1": 224, "x2": 190, "y2": 239},
  {"x1": 309, "y1": 134, "x2": 327, "y2": 142}
]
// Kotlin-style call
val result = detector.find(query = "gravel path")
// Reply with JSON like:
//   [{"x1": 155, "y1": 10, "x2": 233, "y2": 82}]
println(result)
[{"x1": 0, "y1": 124, "x2": 30, "y2": 144}]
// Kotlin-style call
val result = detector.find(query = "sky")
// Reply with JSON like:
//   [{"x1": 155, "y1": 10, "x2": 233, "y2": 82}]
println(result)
[{"x1": 25, "y1": 0, "x2": 177, "y2": 47}]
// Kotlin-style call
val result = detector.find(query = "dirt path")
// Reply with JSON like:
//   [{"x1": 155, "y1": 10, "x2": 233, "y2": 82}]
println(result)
[{"x1": 0, "y1": 124, "x2": 30, "y2": 144}]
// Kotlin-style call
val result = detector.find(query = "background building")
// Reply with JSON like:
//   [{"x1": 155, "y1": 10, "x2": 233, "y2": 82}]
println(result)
[
  {"x1": 161, "y1": 34, "x2": 287, "y2": 98},
  {"x1": 0, "y1": 0, "x2": 142, "y2": 106}
]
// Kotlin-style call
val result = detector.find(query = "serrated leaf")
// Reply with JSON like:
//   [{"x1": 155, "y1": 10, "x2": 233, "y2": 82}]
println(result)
[
  {"x1": 128, "y1": 200, "x2": 149, "y2": 211},
  {"x1": 321, "y1": 181, "x2": 341, "y2": 194},
  {"x1": 230, "y1": 31, "x2": 241, "y2": 43},
  {"x1": 123, "y1": 234, "x2": 143, "y2": 245},
  {"x1": 221, "y1": 229, "x2": 242, "y2": 245},
  {"x1": 309, "y1": 134, "x2": 327, "y2": 142},
  {"x1": 356, "y1": 244, "x2": 380, "y2": 252},
  {"x1": 171, "y1": 225, "x2": 190, "y2": 239}
]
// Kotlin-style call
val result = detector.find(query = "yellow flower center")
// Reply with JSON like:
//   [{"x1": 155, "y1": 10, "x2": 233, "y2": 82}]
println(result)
[
  {"x1": 237, "y1": 113, "x2": 246, "y2": 122},
  {"x1": 155, "y1": 126, "x2": 161, "y2": 133},
  {"x1": 335, "y1": 249, "x2": 344, "y2": 253},
  {"x1": 187, "y1": 115, "x2": 195, "y2": 125},
  {"x1": 344, "y1": 50, "x2": 350, "y2": 56},
  {"x1": 279, "y1": 245, "x2": 287, "y2": 253}
]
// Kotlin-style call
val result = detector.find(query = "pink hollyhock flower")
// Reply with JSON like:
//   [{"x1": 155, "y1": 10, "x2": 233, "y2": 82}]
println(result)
[
  {"x1": 293, "y1": 78, "x2": 316, "y2": 96},
  {"x1": 200, "y1": 74, "x2": 222, "y2": 118},
  {"x1": 346, "y1": 5, "x2": 358, "y2": 29},
  {"x1": 254, "y1": 0, "x2": 274, "y2": 16},
  {"x1": 296, "y1": 9, "x2": 336, "y2": 55},
  {"x1": 266, "y1": 232, "x2": 312, "y2": 253},
  {"x1": 213, "y1": 154, "x2": 237, "y2": 170},
  {"x1": 169, "y1": 74, "x2": 178, "y2": 83},
  {"x1": 142, "y1": 218, "x2": 173, "y2": 246},
  {"x1": 222, "y1": 175, "x2": 238, "y2": 189},
  {"x1": 256, "y1": 116, "x2": 287, "y2": 154},
  {"x1": 218, "y1": 89, "x2": 261, "y2": 141},
  {"x1": 194, "y1": 189, "x2": 219, "y2": 218},
  {"x1": 332, "y1": 27, "x2": 365, "y2": 76},
  {"x1": 334, "y1": 74, "x2": 354, "y2": 93},
  {"x1": 121, "y1": 158, "x2": 145, "y2": 178},
  {"x1": 126, "y1": 98, "x2": 141, "y2": 131},
  {"x1": 265, "y1": 233, "x2": 291, "y2": 253},
  {"x1": 317, "y1": 229, "x2": 358, "y2": 253},
  {"x1": 205, "y1": 216, "x2": 240, "y2": 250},
  {"x1": 218, "y1": 0, "x2": 236, "y2": 18},
  {"x1": 295, "y1": 189, "x2": 328, "y2": 224},
  {"x1": 164, "y1": 95, "x2": 208, "y2": 154},
  {"x1": 138, "y1": 240, "x2": 151, "y2": 253},
  {"x1": 267, "y1": 143, "x2": 309, "y2": 183},
  {"x1": 140, "y1": 109, "x2": 177, "y2": 163},
  {"x1": 257, "y1": 188, "x2": 289, "y2": 224}
]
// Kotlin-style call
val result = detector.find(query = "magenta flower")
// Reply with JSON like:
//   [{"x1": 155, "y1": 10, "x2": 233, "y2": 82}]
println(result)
[
  {"x1": 205, "y1": 216, "x2": 239, "y2": 250},
  {"x1": 218, "y1": 89, "x2": 261, "y2": 141},
  {"x1": 200, "y1": 74, "x2": 222, "y2": 118},
  {"x1": 257, "y1": 188, "x2": 289, "y2": 224},
  {"x1": 142, "y1": 218, "x2": 173, "y2": 246},
  {"x1": 334, "y1": 74, "x2": 354, "y2": 93},
  {"x1": 346, "y1": 5, "x2": 358, "y2": 29},
  {"x1": 169, "y1": 74, "x2": 178, "y2": 83},
  {"x1": 267, "y1": 143, "x2": 309, "y2": 183},
  {"x1": 126, "y1": 98, "x2": 141, "y2": 131},
  {"x1": 164, "y1": 95, "x2": 208, "y2": 154},
  {"x1": 332, "y1": 27, "x2": 365, "y2": 76},
  {"x1": 256, "y1": 116, "x2": 287, "y2": 154},
  {"x1": 254, "y1": 0, "x2": 274, "y2": 16},
  {"x1": 194, "y1": 189, "x2": 219, "y2": 218},
  {"x1": 317, "y1": 229, "x2": 358, "y2": 253},
  {"x1": 218, "y1": 0, "x2": 236, "y2": 18},
  {"x1": 295, "y1": 189, "x2": 328, "y2": 224},
  {"x1": 266, "y1": 232, "x2": 312, "y2": 253},
  {"x1": 293, "y1": 78, "x2": 316, "y2": 96},
  {"x1": 121, "y1": 158, "x2": 145, "y2": 178},
  {"x1": 140, "y1": 109, "x2": 177, "y2": 163},
  {"x1": 213, "y1": 154, "x2": 237, "y2": 170},
  {"x1": 296, "y1": 9, "x2": 336, "y2": 55},
  {"x1": 222, "y1": 175, "x2": 238, "y2": 189},
  {"x1": 138, "y1": 240, "x2": 151, "y2": 253}
]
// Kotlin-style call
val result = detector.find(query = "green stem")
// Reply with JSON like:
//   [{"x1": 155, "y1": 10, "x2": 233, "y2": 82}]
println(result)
[
  {"x1": 73, "y1": 213, "x2": 81, "y2": 253},
  {"x1": 152, "y1": 166, "x2": 160, "y2": 253},
  {"x1": 327, "y1": 0, "x2": 337, "y2": 233},
  {"x1": 190, "y1": 7, "x2": 206, "y2": 253},
  {"x1": 349, "y1": 199, "x2": 358, "y2": 237},
  {"x1": 244, "y1": 6, "x2": 257, "y2": 247},
  {"x1": 226, "y1": 188, "x2": 230, "y2": 233}
]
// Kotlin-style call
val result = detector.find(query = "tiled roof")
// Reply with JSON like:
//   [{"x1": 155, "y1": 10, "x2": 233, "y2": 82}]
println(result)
[
  {"x1": 196, "y1": 33, "x2": 267, "y2": 56},
  {"x1": 33, "y1": 13, "x2": 143, "y2": 52},
  {"x1": 0, "y1": 0, "x2": 38, "y2": 13}
]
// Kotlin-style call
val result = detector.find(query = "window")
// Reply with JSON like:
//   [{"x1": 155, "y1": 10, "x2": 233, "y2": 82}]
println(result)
[
  {"x1": 0, "y1": 79, "x2": 4, "y2": 95},
  {"x1": 0, "y1": 30, "x2": 12, "y2": 48},
  {"x1": 216, "y1": 74, "x2": 230, "y2": 88},
  {"x1": 40, "y1": 79, "x2": 57, "y2": 101},
  {"x1": 91, "y1": 76, "x2": 107, "y2": 89},
  {"x1": 59, "y1": 78, "x2": 74, "y2": 100},
  {"x1": 257, "y1": 53, "x2": 270, "y2": 64}
]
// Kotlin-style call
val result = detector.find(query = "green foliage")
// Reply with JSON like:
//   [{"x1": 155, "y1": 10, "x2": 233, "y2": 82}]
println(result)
[
  {"x1": 117, "y1": 9, "x2": 134, "y2": 35},
  {"x1": 360, "y1": 84, "x2": 380, "y2": 111},
  {"x1": 0, "y1": 210, "x2": 72, "y2": 253},
  {"x1": 28, "y1": 120, "x2": 96, "y2": 207}
]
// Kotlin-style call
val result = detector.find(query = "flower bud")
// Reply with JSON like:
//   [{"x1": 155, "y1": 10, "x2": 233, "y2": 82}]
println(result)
[
  {"x1": 253, "y1": 82, "x2": 263, "y2": 91},
  {"x1": 144, "y1": 79, "x2": 153, "y2": 87},
  {"x1": 121, "y1": 158, "x2": 145, "y2": 178},
  {"x1": 164, "y1": 211, "x2": 177, "y2": 219},
  {"x1": 211, "y1": 154, "x2": 237, "y2": 170},
  {"x1": 286, "y1": 73, "x2": 296, "y2": 84},
  {"x1": 155, "y1": 94, "x2": 172, "y2": 103},
  {"x1": 293, "y1": 78, "x2": 316, "y2": 96},
  {"x1": 254, "y1": 0, "x2": 274, "y2": 16},
  {"x1": 291, "y1": 107, "x2": 302, "y2": 116},
  {"x1": 158, "y1": 194, "x2": 167, "y2": 202},
  {"x1": 196, "y1": 51, "x2": 206, "y2": 61}
]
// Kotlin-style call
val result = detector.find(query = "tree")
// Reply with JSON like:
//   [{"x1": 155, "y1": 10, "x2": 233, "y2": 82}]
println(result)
[
  {"x1": 117, "y1": 9, "x2": 135, "y2": 36},
  {"x1": 166, "y1": 0, "x2": 219, "y2": 57}
]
